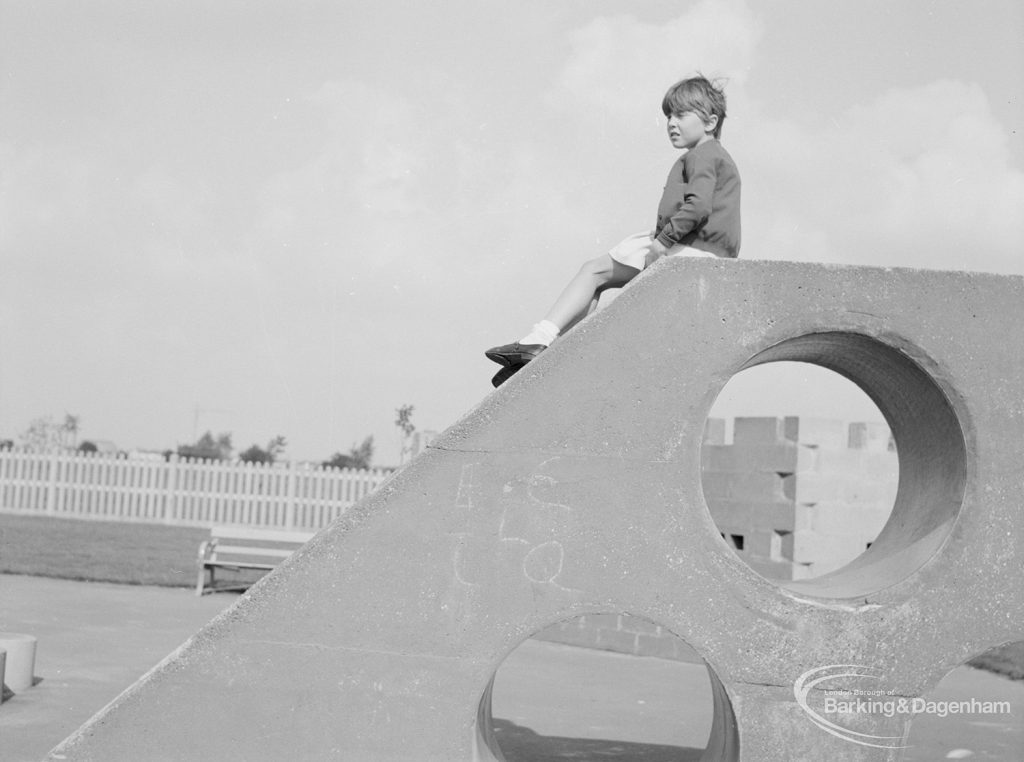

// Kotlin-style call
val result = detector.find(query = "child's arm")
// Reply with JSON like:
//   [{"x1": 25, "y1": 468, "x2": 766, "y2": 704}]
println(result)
[
  {"x1": 654, "y1": 151, "x2": 717, "y2": 249},
  {"x1": 644, "y1": 239, "x2": 670, "y2": 267}
]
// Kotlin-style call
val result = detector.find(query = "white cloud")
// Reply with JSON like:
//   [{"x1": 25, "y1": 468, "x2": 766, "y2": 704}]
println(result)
[
  {"x1": 733, "y1": 79, "x2": 1024, "y2": 273},
  {"x1": 256, "y1": 76, "x2": 585, "y2": 287},
  {"x1": 1, "y1": 145, "x2": 97, "y2": 242},
  {"x1": 1, "y1": 139, "x2": 229, "y2": 287},
  {"x1": 132, "y1": 166, "x2": 216, "y2": 235},
  {"x1": 260, "y1": 81, "x2": 401, "y2": 234},
  {"x1": 549, "y1": 0, "x2": 761, "y2": 124},
  {"x1": 0, "y1": 141, "x2": 15, "y2": 249}
]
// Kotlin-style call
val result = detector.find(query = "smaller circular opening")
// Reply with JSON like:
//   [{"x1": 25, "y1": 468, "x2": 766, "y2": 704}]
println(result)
[
  {"x1": 702, "y1": 332, "x2": 967, "y2": 600},
  {"x1": 479, "y1": 614, "x2": 737, "y2": 761}
]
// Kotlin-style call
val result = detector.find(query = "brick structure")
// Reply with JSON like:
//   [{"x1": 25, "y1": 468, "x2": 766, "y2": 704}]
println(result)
[{"x1": 703, "y1": 416, "x2": 897, "y2": 581}]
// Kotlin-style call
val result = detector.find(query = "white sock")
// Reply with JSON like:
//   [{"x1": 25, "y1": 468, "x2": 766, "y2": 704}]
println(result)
[{"x1": 519, "y1": 320, "x2": 560, "y2": 346}]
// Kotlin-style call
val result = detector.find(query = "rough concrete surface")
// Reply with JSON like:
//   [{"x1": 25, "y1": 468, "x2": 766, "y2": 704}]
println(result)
[
  {"x1": 1, "y1": 575, "x2": 1019, "y2": 761},
  {"x1": 44, "y1": 259, "x2": 1024, "y2": 760}
]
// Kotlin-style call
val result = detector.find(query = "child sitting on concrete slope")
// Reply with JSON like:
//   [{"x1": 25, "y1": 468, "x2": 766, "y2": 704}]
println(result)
[{"x1": 485, "y1": 74, "x2": 741, "y2": 387}]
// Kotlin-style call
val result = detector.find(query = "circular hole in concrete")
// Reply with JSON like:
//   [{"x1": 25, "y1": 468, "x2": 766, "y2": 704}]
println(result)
[
  {"x1": 902, "y1": 642, "x2": 1024, "y2": 760},
  {"x1": 479, "y1": 614, "x2": 735, "y2": 761},
  {"x1": 704, "y1": 363, "x2": 898, "y2": 583},
  {"x1": 701, "y1": 332, "x2": 967, "y2": 600}
]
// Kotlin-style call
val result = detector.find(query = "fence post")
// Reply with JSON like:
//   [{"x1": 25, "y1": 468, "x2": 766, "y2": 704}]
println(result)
[
  {"x1": 44, "y1": 450, "x2": 60, "y2": 514},
  {"x1": 166, "y1": 454, "x2": 179, "y2": 524},
  {"x1": 284, "y1": 460, "x2": 297, "y2": 530}
]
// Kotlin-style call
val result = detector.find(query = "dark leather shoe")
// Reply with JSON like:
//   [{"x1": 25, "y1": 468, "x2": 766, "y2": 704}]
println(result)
[
  {"x1": 491, "y1": 365, "x2": 520, "y2": 388},
  {"x1": 485, "y1": 342, "x2": 545, "y2": 367}
]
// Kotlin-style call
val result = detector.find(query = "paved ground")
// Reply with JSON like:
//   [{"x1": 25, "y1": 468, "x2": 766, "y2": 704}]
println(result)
[
  {"x1": 1, "y1": 574, "x2": 1021, "y2": 761},
  {"x1": 0, "y1": 575, "x2": 230, "y2": 762}
]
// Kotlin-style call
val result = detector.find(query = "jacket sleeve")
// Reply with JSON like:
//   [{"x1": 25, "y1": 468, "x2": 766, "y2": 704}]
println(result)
[{"x1": 655, "y1": 151, "x2": 716, "y2": 247}]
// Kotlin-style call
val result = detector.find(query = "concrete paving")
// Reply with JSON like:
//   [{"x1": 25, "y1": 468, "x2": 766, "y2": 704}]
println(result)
[
  {"x1": 0, "y1": 575, "x2": 231, "y2": 762},
  {"x1": 1, "y1": 574, "x2": 1021, "y2": 761}
]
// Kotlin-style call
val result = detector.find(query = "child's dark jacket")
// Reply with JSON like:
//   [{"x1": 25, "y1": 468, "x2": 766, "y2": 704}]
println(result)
[{"x1": 655, "y1": 139, "x2": 741, "y2": 258}]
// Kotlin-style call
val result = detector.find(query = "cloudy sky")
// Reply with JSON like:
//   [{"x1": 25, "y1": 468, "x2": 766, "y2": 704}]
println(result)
[{"x1": 2, "y1": 0, "x2": 1021, "y2": 463}]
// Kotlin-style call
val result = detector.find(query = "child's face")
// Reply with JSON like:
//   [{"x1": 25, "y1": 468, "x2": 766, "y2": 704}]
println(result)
[{"x1": 667, "y1": 111, "x2": 715, "y2": 150}]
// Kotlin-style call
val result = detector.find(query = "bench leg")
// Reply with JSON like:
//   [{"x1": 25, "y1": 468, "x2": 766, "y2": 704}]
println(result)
[{"x1": 195, "y1": 565, "x2": 212, "y2": 596}]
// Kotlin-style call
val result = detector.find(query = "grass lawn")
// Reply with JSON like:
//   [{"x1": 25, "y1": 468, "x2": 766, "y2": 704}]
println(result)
[
  {"x1": 0, "y1": 512, "x2": 263, "y2": 589},
  {"x1": 1, "y1": 511, "x2": 1021, "y2": 682}
]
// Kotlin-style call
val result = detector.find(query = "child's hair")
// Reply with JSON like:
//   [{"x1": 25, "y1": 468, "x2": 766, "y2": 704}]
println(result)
[{"x1": 661, "y1": 74, "x2": 728, "y2": 139}]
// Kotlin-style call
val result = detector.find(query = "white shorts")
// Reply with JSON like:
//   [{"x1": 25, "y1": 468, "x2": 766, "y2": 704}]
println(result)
[{"x1": 608, "y1": 231, "x2": 716, "y2": 270}]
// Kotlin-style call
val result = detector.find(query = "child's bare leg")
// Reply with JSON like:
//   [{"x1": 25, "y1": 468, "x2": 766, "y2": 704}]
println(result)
[
  {"x1": 542, "y1": 254, "x2": 640, "y2": 332},
  {"x1": 560, "y1": 296, "x2": 599, "y2": 333},
  {"x1": 561, "y1": 283, "x2": 614, "y2": 333},
  {"x1": 485, "y1": 255, "x2": 638, "y2": 380}
]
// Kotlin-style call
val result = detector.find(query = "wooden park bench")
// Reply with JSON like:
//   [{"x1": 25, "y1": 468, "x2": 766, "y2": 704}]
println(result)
[{"x1": 195, "y1": 526, "x2": 316, "y2": 595}]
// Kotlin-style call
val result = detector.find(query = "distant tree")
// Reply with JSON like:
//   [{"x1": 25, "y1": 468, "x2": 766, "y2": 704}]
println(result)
[
  {"x1": 267, "y1": 435, "x2": 287, "y2": 460},
  {"x1": 348, "y1": 435, "x2": 374, "y2": 469},
  {"x1": 20, "y1": 415, "x2": 77, "y2": 452},
  {"x1": 395, "y1": 404, "x2": 415, "y2": 465},
  {"x1": 78, "y1": 441, "x2": 99, "y2": 453},
  {"x1": 238, "y1": 444, "x2": 272, "y2": 464},
  {"x1": 62, "y1": 414, "x2": 80, "y2": 449},
  {"x1": 322, "y1": 452, "x2": 352, "y2": 469},
  {"x1": 178, "y1": 431, "x2": 233, "y2": 461},
  {"x1": 0, "y1": 439, "x2": 14, "y2": 451},
  {"x1": 323, "y1": 435, "x2": 375, "y2": 470},
  {"x1": 238, "y1": 435, "x2": 288, "y2": 465}
]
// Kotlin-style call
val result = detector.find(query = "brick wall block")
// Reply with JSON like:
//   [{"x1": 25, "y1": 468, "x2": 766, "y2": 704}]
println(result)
[
  {"x1": 618, "y1": 617, "x2": 662, "y2": 636},
  {"x1": 596, "y1": 626, "x2": 640, "y2": 655}
]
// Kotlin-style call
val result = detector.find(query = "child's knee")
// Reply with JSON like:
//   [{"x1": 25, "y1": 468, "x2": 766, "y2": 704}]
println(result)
[{"x1": 579, "y1": 255, "x2": 614, "y2": 281}]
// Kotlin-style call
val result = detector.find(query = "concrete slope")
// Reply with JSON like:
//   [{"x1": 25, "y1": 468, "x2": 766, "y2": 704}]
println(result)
[{"x1": 49, "y1": 259, "x2": 1024, "y2": 761}]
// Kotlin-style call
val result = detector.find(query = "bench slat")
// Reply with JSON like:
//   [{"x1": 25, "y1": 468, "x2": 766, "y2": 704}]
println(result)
[
  {"x1": 196, "y1": 526, "x2": 317, "y2": 595},
  {"x1": 206, "y1": 562, "x2": 278, "y2": 571},
  {"x1": 209, "y1": 527, "x2": 316, "y2": 543},
  {"x1": 212, "y1": 545, "x2": 299, "y2": 558}
]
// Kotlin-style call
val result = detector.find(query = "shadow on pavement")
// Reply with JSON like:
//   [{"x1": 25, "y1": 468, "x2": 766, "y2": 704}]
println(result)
[{"x1": 493, "y1": 718, "x2": 703, "y2": 761}]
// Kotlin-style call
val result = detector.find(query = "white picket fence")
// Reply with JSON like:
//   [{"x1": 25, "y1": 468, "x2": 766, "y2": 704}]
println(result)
[{"x1": 0, "y1": 450, "x2": 391, "y2": 530}]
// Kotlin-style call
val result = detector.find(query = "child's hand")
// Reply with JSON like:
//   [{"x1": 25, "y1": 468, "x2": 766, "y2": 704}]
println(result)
[{"x1": 644, "y1": 239, "x2": 669, "y2": 267}]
